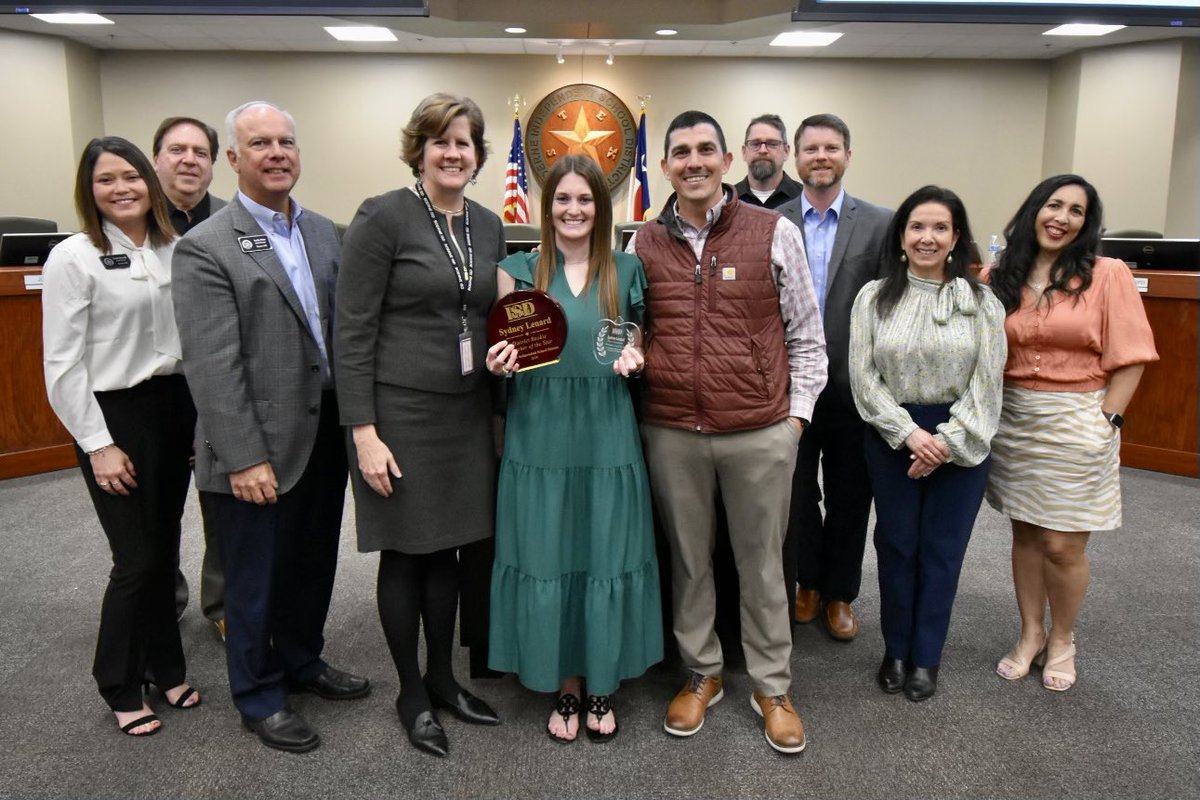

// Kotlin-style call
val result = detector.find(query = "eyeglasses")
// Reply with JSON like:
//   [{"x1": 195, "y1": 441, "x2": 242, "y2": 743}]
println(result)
[{"x1": 745, "y1": 139, "x2": 785, "y2": 151}]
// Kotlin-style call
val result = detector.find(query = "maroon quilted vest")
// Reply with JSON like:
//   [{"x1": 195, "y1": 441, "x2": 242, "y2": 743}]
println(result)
[{"x1": 635, "y1": 189, "x2": 790, "y2": 433}]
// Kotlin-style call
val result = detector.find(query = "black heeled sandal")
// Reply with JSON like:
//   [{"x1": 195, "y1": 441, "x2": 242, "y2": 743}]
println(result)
[
  {"x1": 548, "y1": 691, "x2": 580, "y2": 744},
  {"x1": 143, "y1": 680, "x2": 202, "y2": 709},
  {"x1": 118, "y1": 712, "x2": 161, "y2": 737},
  {"x1": 585, "y1": 694, "x2": 618, "y2": 743}
]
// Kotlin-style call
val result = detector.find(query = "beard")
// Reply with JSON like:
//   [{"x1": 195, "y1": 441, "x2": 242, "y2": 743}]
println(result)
[{"x1": 748, "y1": 158, "x2": 780, "y2": 182}]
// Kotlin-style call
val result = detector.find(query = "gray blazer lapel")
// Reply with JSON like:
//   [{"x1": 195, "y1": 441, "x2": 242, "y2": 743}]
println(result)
[
  {"x1": 827, "y1": 194, "x2": 858, "y2": 291},
  {"x1": 296, "y1": 210, "x2": 335, "y2": 325},
  {"x1": 230, "y1": 199, "x2": 310, "y2": 333}
]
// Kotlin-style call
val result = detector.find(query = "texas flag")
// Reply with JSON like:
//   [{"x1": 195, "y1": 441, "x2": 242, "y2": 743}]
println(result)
[
  {"x1": 503, "y1": 117, "x2": 529, "y2": 223},
  {"x1": 628, "y1": 109, "x2": 651, "y2": 222}
]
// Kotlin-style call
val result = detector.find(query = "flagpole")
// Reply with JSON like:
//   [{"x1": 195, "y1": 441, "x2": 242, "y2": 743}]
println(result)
[
  {"x1": 503, "y1": 93, "x2": 529, "y2": 224},
  {"x1": 629, "y1": 95, "x2": 651, "y2": 223}
]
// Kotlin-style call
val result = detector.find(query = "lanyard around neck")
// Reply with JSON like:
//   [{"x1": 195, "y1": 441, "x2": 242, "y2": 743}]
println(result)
[{"x1": 415, "y1": 181, "x2": 474, "y2": 332}]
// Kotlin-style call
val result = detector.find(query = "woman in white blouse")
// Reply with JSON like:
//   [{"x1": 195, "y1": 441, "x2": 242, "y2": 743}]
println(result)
[
  {"x1": 42, "y1": 136, "x2": 201, "y2": 737},
  {"x1": 848, "y1": 185, "x2": 1006, "y2": 702}
]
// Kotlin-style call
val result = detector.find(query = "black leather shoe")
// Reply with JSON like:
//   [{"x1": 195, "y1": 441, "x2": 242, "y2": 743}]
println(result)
[
  {"x1": 397, "y1": 697, "x2": 449, "y2": 758},
  {"x1": 904, "y1": 665, "x2": 939, "y2": 702},
  {"x1": 877, "y1": 656, "x2": 907, "y2": 694},
  {"x1": 430, "y1": 688, "x2": 501, "y2": 725},
  {"x1": 295, "y1": 665, "x2": 370, "y2": 700},
  {"x1": 242, "y1": 708, "x2": 320, "y2": 753}
]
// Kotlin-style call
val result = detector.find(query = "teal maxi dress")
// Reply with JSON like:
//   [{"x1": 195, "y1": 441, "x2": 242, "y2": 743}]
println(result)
[{"x1": 488, "y1": 250, "x2": 663, "y2": 696}]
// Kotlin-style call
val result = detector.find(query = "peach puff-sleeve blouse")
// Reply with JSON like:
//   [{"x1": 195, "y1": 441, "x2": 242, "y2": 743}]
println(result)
[{"x1": 989, "y1": 257, "x2": 1158, "y2": 392}]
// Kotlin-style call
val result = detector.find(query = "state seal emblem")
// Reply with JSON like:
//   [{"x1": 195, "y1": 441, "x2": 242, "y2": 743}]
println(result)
[{"x1": 524, "y1": 84, "x2": 637, "y2": 193}]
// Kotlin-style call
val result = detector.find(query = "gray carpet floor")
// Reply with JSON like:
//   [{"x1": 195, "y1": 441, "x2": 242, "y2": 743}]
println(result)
[{"x1": 0, "y1": 465, "x2": 1196, "y2": 800}]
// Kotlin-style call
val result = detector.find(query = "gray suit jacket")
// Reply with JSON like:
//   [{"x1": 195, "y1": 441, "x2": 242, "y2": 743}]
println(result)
[
  {"x1": 778, "y1": 191, "x2": 891, "y2": 408},
  {"x1": 173, "y1": 195, "x2": 340, "y2": 494}
]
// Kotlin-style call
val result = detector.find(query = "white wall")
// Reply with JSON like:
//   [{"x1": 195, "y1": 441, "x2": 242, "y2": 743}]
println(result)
[
  {"x1": 1071, "y1": 40, "x2": 1183, "y2": 235},
  {"x1": 1165, "y1": 39, "x2": 1199, "y2": 238},
  {"x1": 2, "y1": 31, "x2": 1194, "y2": 243},
  {"x1": 0, "y1": 30, "x2": 94, "y2": 230},
  {"x1": 94, "y1": 50, "x2": 1048, "y2": 241}
]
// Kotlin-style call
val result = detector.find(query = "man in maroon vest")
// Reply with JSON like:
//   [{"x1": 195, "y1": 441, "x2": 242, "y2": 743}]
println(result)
[{"x1": 627, "y1": 110, "x2": 827, "y2": 754}]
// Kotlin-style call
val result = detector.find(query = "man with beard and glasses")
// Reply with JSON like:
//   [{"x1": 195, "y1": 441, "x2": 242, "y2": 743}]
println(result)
[{"x1": 733, "y1": 114, "x2": 802, "y2": 210}]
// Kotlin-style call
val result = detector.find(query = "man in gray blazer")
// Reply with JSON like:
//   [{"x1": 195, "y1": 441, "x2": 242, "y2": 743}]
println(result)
[
  {"x1": 173, "y1": 101, "x2": 368, "y2": 754},
  {"x1": 778, "y1": 113, "x2": 891, "y2": 643},
  {"x1": 152, "y1": 115, "x2": 228, "y2": 635}
]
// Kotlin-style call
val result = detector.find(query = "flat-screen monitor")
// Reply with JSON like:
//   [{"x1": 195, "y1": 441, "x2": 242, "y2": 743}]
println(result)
[
  {"x1": 0, "y1": 232, "x2": 72, "y2": 266},
  {"x1": 504, "y1": 239, "x2": 540, "y2": 257},
  {"x1": 4, "y1": 2, "x2": 428, "y2": 14},
  {"x1": 1100, "y1": 238, "x2": 1200, "y2": 271},
  {"x1": 792, "y1": 1, "x2": 1200, "y2": 26}
]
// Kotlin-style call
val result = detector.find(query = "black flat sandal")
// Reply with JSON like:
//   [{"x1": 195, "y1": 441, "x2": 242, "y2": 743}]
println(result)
[
  {"x1": 548, "y1": 691, "x2": 580, "y2": 744},
  {"x1": 585, "y1": 695, "x2": 618, "y2": 743}
]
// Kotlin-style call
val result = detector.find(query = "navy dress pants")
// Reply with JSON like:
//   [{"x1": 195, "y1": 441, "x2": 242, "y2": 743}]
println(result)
[
  {"x1": 200, "y1": 392, "x2": 348, "y2": 721},
  {"x1": 864, "y1": 403, "x2": 989, "y2": 668}
]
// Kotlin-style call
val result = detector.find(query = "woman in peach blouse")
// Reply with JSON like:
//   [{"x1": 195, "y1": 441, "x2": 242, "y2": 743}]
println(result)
[{"x1": 985, "y1": 175, "x2": 1157, "y2": 692}]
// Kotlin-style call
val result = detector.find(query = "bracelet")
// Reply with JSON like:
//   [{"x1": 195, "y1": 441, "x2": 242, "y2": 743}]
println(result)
[{"x1": 87, "y1": 444, "x2": 111, "y2": 457}]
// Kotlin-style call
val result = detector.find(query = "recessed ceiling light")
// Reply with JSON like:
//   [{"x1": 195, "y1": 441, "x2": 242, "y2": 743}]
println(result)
[
  {"x1": 505, "y1": 27, "x2": 527, "y2": 34},
  {"x1": 656, "y1": 29, "x2": 678, "y2": 36},
  {"x1": 1043, "y1": 23, "x2": 1125, "y2": 37},
  {"x1": 324, "y1": 26, "x2": 397, "y2": 42},
  {"x1": 770, "y1": 31, "x2": 843, "y2": 47},
  {"x1": 30, "y1": 13, "x2": 113, "y2": 24}
]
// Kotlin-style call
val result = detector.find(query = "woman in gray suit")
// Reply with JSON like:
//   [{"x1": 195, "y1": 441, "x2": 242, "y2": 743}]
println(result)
[{"x1": 335, "y1": 93, "x2": 505, "y2": 757}]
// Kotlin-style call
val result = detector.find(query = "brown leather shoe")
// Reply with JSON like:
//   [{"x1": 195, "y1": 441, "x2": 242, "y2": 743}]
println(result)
[
  {"x1": 794, "y1": 588, "x2": 820, "y2": 624},
  {"x1": 750, "y1": 693, "x2": 806, "y2": 754},
  {"x1": 663, "y1": 672, "x2": 723, "y2": 737},
  {"x1": 823, "y1": 600, "x2": 859, "y2": 641},
  {"x1": 214, "y1": 619, "x2": 226, "y2": 642}
]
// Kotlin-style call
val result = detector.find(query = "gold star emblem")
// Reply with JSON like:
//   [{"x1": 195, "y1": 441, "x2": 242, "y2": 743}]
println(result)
[{"x1": 547, "y1": 108, "x2": 616, "y2": 164}]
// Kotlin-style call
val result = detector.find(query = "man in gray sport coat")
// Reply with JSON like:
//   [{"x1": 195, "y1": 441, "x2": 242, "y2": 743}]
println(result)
[
  {"x1": 777, "y1": 113, "x2": 892, "y2": 644},
  {"x1": 173, "y1": 101, "x2": 368, "y2": 754}
]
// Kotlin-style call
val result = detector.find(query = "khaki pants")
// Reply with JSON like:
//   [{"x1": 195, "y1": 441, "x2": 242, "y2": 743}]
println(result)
[{"x1": 642, "y1": 419, "x2": 799, "y2": 696}]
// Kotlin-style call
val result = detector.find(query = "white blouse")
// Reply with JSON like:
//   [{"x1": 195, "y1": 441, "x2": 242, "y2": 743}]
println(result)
[{"x1": 42, "y1": 222, "x2": 182, "y2": 452}]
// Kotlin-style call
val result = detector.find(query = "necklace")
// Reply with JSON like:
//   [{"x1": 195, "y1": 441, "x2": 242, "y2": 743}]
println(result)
[
  {"x1": 431, "y1": 202, "x2": 464, "y2": 217},
  {"x1": 1027, "y1": 280, "x2": 1048, "y2": 292}
]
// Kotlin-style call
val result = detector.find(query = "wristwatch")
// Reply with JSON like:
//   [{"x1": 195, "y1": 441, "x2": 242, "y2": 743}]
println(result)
[{"x1": 1102, "y1": 411, "x2": 1124, "y2": 429}]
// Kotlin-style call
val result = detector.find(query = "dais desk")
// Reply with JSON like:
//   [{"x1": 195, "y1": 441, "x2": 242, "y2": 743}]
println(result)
[
  {"x1": 1122, "y1": 270, "x2": 1199, "y2": 478},
  {"x1": 0, "y1": 265, "x2": 74, "y2": 479}
]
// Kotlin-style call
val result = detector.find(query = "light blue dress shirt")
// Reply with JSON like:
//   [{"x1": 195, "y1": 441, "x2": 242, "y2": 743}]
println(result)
[
  {"x1": 238, "y1": 191, "x2": 331, "y2": 384},
  {"x1": 799, "y1": 188, "x2": 846, "y2": 319}
]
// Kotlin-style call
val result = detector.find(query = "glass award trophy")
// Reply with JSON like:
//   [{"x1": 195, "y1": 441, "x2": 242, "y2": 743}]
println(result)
[{"x1": 591, "y1": 317, "x2": 640, "y2": 365}]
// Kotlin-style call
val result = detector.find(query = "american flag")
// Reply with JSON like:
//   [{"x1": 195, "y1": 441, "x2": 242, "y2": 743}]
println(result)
[
  {"x1": 503, "y1": 117, "x2": 529, "y2": 223},
  {"x1": 628, "y1": 108, "x2": 651, "y2": 222}
]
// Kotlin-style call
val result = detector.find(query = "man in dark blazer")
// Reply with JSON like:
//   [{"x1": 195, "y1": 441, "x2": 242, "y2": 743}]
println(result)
[
  {"x1": 778, "y1": 113, "x2": 891, "y2": 643},
  {"x1": 151, "y1": 114, "x2": 229, "y2": 635},
  {"x1": 173, "y1": 101, "x2": 368, "y2": 754}
]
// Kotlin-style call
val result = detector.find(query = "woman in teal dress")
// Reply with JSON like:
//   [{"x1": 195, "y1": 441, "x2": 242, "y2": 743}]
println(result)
[{"x1": 486, "y1": 155, "x2": 662, "y2": 744}]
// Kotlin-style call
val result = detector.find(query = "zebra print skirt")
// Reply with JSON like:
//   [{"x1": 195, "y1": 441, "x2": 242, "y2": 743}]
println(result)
[{"x1": 985, "y1": 386, "x2": 1122, "y2": 532}]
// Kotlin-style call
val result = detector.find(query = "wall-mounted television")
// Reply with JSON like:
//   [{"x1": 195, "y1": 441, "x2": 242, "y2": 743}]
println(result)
[
  {"x1": 4, "y1": 2, "x2": 427, "y2": 15},
  {"x1": 792, "y1": 1, "x2": 1200, "y2": 27}
]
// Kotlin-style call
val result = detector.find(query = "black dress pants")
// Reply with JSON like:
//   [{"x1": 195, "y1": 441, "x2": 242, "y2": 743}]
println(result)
[
  {"x1": 200, "y1": 393, "x2": 348, "y2": 721},
  {"x1": 784, "y1": 393, "x2": 874, "y2": 605},
  {"x1": 79, "y1": 374, "x2": 196, "y2": 712}
]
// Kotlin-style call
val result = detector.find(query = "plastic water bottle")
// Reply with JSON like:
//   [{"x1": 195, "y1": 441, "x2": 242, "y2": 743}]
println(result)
[{"x1": 988, "y1": 235, "x2": 1002, "y2": 265}]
